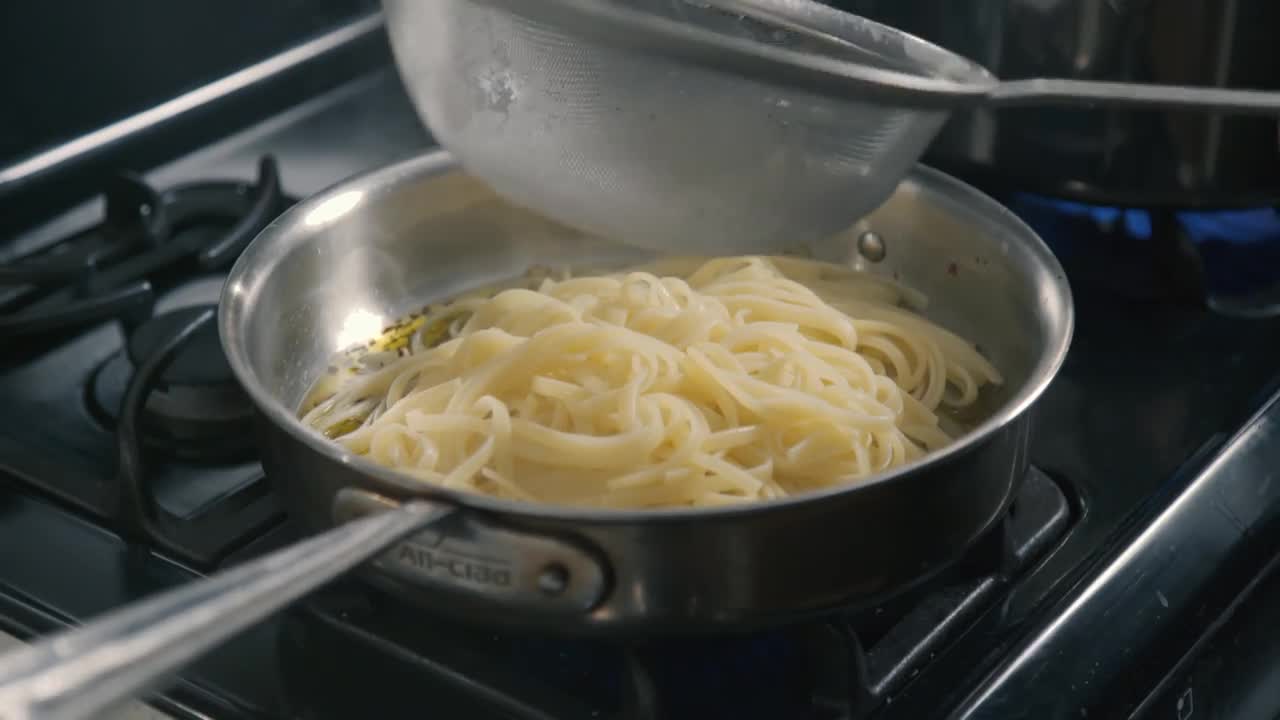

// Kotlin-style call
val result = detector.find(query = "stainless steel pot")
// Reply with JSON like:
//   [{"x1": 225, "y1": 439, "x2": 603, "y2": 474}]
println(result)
[
  {"x1": 0, "y1": 152, "x2": 1071, "y2": 718},
  {"x1": 222, "y1": 150, "x2": 1071, "y2": 632},
  {"x1": 846, "y1": 0, "x2": 1280, "y2": 206}
]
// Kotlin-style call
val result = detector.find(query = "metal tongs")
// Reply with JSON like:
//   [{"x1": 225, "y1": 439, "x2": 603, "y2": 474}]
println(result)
[{"x1": 0, "y1": 503, "x2": 446, "y2": 720}]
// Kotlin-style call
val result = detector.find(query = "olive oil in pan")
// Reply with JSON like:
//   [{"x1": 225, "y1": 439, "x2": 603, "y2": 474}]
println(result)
[{"x1": 295, "y1": 266, "x2": 568, "y2": 433}]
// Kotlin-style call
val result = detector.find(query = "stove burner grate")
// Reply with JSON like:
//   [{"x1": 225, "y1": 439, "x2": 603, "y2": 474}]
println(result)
[
  {"x1": 0, "y1": 156, "x2": 287, "y2": 341},
  {"x1": 89, "y1": 305, "x2": 255, "y2": 462},
  {"x1": 108, "y1": 308, "x2": 279, "y2": 565},
  {"x1": 0, "y1": 159, "x2": 290, "y2": 567}
]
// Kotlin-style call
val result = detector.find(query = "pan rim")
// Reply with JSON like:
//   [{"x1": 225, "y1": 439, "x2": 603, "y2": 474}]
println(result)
[{"x1": 219, "y1": 149, "x2": 1073, "y2": 524}]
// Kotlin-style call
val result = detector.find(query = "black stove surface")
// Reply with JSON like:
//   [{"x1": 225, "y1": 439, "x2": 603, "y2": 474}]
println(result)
[{"x1": 3, "y1": 60, "x2": 1280, "y2": 720}]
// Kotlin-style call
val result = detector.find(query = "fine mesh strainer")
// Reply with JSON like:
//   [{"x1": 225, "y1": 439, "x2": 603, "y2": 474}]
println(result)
[{"x1": 381, "y1": 0, "x2": 1280, "y2": 255}]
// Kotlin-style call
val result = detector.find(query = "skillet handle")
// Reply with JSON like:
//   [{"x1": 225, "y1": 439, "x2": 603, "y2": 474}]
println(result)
[
  {"x1": 0, "y1": 501, "x2": 451, "y2": 720},
  {"x1": 331, "y1": 488, "x2": 609, "y2": 615}
]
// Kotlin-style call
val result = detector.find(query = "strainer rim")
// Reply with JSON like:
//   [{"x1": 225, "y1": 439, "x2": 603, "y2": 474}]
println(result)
[{"x1": 466, "y1": 0, "x2": 999, "y2": 108}]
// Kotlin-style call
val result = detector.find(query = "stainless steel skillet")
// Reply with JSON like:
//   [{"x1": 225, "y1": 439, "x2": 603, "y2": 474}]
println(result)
[{"x1": 0, "y1": 151, "x2": 1072, "y2": 718}]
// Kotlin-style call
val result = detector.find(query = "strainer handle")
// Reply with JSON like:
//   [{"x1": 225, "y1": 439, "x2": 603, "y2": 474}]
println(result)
[
  {"x1": 473, "y1": 0, "x2": 1280, "y2": 116},
  {"x1": 708, "y1": 0, "x2": 1280, "y2": 115},
  {"x1": 700, "y1": 0, "x2": 1280, "y2": 115},
  {"x1": 987, "y1": 78, "x2": 1280, "y2": 116}
]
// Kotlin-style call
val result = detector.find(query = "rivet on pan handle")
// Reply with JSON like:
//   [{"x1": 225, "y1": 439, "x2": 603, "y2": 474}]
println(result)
[{"x1": 332, "y1": 488, "x2": 609, "y2": 614}]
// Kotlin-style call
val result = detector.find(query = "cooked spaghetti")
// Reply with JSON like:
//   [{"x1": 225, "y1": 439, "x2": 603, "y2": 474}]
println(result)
[{"x1": 299, "y1": 256, "x2": 1002, "y2": 508}]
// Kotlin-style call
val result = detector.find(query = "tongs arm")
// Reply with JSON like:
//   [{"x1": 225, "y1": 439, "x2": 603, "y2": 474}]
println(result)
[{"x1": 0, "y1": 502, "x2": 449, "y2": 720}]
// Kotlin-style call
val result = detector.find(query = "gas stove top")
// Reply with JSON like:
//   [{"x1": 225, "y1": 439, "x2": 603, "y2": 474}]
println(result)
[{"x1": 3, "y1": 25, "x2": 1280, "y2": 720}]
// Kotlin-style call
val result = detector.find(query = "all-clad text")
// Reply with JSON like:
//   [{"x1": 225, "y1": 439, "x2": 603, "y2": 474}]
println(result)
[{"x1": 393, "y1": 543, "x2": 513, "y2": 587}]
